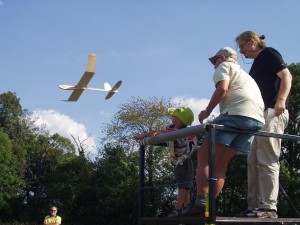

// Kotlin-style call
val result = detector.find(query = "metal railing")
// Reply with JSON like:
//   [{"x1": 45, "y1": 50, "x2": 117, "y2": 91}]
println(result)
[{"x1": 138, "y1": 123, "x2": 300, "y2": 225}]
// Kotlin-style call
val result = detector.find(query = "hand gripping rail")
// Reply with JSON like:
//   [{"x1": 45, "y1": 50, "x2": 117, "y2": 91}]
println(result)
[{"x1": 139, "y1": 124, "x2": 206, "y2": 146}]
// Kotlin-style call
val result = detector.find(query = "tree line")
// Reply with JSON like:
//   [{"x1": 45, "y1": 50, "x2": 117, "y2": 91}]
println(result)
[{"x1": 0, "y1": 63, "x2": 300, "y2": 225}]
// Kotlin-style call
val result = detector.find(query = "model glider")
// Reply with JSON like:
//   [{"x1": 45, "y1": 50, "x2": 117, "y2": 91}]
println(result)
[{"x1": 59, "y1": 54, "x2": 122, "y2": 101}]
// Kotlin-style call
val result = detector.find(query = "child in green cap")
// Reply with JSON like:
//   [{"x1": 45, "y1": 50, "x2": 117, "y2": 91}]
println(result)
[{"x1": 133, "y1": 106, "x2": 197, "y2": 217}]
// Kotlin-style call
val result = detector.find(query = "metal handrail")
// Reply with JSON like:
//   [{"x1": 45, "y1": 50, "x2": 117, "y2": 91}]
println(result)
[{"x1": 138, "y1": 123, "x2": 300, "y2": 225}]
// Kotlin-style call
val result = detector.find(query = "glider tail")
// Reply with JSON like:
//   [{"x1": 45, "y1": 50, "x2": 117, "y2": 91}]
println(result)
[
  {"x1": 105, "y1": 80, "x2": 122, "y2": 100},
  {"x1": 104, "y1": 82, "x2": 112, "y2": 91}
]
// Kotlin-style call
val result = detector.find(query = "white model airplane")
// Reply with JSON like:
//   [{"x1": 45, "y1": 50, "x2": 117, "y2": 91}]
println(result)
[{"x1": 59, "y1": 54, "x2": 122, "y2": 101}]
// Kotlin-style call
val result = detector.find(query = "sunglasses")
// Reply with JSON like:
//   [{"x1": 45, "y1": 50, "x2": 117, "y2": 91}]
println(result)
[
  {"x1": 212, "y1": 56, "x2": 220, "y2": 65},
  {"x1": 238, "y1": 41, "x2": 249, "y2": 49}
]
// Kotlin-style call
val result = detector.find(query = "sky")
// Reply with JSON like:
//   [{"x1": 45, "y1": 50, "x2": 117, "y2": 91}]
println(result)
[{"x1": 1, "y1": 0, "x2": 299, "y2": 157}]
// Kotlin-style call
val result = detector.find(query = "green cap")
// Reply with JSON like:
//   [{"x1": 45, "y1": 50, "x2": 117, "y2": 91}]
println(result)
[{"x1": 167, "y1": 106, "x2": 194, "y2": 126}]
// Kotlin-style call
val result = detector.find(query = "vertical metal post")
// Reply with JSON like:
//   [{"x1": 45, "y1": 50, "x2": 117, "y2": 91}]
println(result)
[
  {"x1": 138, "y1": 145, "x2": 145, "y2": 225},
  {"x1": 207, "y1": 124, "x2": 216, "y2": 224}
]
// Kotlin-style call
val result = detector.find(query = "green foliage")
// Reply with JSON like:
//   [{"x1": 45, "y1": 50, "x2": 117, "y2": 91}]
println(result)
[
  {"x1": 216, "y1": 155, "x2": 248, "y2": 216},
  {"x1": 0, "y1": 92, "x2": 28, "y2": 179},
  {"x1": 0, "y1": 92, "x2": 79, "y2": 223},
  {"x1": 0, "y1": 129, "x2": 21, "y2": 209},
  {"x1": 16, "y1": 133, "x2": 77, "y2": 222},
  {"x1": 105, "y1": 97, "x2": 184, "y2": 216},
  {"x1": 91, "y1": 144, "x2": 140, "y2": 225},
  {"x1": 102, "y1": 96, "x2": 173, "y2": 148},
  {"x1": 102, "y1": 96, "x2": 178, "y2": 217},
  {"x1": 48, "y1": 155, "x2": 95, "y2": 225},
  {"x1": 0, "y1": 91, "x2": 22, "y2": 139},
  {"x1": 278, "y1": 162, "x2": 300, "y2": 217},
  {"x1": 279, "y1": 62, "x2": 300, "y2": 217}
]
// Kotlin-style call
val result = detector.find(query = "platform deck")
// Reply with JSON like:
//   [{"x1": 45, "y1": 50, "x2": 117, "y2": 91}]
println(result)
[{"x1": 141, "y1": 216, "x2": 300, "y2": 225}]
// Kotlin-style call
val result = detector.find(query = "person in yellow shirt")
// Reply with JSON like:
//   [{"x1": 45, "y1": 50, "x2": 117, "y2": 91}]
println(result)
[{"x1": 43, "y1": 206, "x2": 62, "y2": 225}]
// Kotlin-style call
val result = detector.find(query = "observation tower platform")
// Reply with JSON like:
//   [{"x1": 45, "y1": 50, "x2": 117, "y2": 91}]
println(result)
[
  {"x1": 141, "y1": 216, "x2": 300, "y2": 224},
  {"x1": 138, "y1": 124, "x2": 300, "y2": 225}
]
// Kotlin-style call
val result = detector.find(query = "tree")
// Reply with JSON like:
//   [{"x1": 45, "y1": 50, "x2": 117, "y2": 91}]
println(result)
[
  {"x1": 46, "y1": 154, "x2": 93, "y2": 225},
  {"x1": 0, "y1": 129, "x2": 22, "y2": 217},
  {"x1": 0, "y1": 92, "x2": 29, "y2": 177},
  {"x1": 0, "y1": 92, "x2": 22, "y2": 140},
  {"x1": 102, "y1": 97, "x2": 173, "y2": 147},
  {"x1": 279, "y1": 62, "x2": 300, "y2": 217},
  {"x1": 0, "y1": 91, "x2": 79, "y2": 222},
  {"x1": 90, "y1": 144, "x2": 140, "y2": 225},
  {"x1": 102, "y1": 97, "x2": 178, "y2": 216},
  {"x1": 4, "y1": 132, "x2": 77, "y2": 223}
]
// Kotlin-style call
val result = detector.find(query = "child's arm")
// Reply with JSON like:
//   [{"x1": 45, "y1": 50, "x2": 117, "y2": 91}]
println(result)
[{"x1": 133, "y1": 130, "x2": 163, "y2": 140}]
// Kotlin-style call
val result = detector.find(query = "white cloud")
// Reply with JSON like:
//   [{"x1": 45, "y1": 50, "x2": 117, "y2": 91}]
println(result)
[
  {"x1": 31, "y1": 109, "x2": 97, "y2": 157},
  {"x1": 0, "y1": 1, "x2": 3, "y2": 7},
  {"x1": 171, "y1": 96, "x2": 219, "y2": 125}
]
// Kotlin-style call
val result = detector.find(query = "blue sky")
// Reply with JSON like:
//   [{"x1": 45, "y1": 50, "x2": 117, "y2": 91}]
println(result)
[{"x1": 1, "y1": 0, "x2": 299, "y2": 157}]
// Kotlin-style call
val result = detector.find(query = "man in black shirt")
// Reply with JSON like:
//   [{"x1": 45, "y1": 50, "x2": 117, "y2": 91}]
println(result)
[{"x1": 235, "y1": 31, "x2": 292, "y2": 218}]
